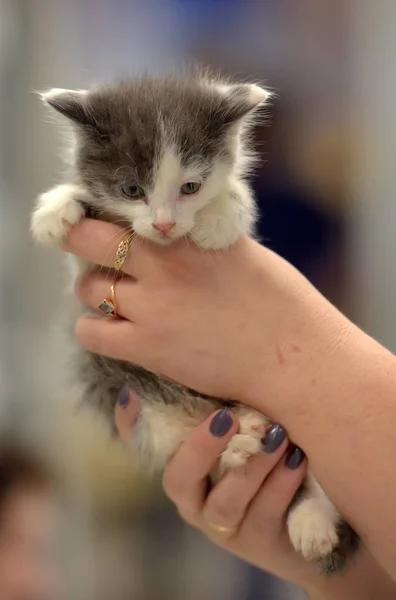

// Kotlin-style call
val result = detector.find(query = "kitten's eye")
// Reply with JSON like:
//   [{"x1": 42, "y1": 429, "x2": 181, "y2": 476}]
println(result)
[
  {"x1": 180, "y1": 182, "x2": 201, "y2": 195},
  {"x1": 121, "y1": 184, "x2": 145, "y2": 200}
]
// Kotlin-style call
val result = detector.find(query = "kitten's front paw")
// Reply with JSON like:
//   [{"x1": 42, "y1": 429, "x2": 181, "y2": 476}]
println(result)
[
  {"x1": 191, "y1": 218, "x2": 240, "y2": 251},
  {"x1": 31, "y1": 184, "x2": 85, "y2": 245},
  {"x1": 218, "y1": 410, "x2": 269, "y2": 473},
  {"x1": 287, "y1": 499, "x2": 339, "y2": 561}
]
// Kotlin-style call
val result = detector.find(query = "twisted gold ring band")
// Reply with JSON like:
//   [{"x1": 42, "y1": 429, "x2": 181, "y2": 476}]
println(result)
[{"x1": 113, "y1": 232, "x2": 133, "y2": 271}]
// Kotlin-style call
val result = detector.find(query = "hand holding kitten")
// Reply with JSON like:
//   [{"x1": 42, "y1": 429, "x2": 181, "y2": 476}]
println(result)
[
  {"x1": 114, "y1": 395, "x2": 394, "y2": 600},
  {"x1": 68, "y1": 217, "x2": 350, "y2": 410}
]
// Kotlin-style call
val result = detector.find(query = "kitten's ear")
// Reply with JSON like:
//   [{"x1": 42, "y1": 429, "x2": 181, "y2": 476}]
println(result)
[
  {"x1": 219, "y1": 83, "x2": 272, "y2": 124},
  {"x1": 40, "y1": 88, "x2": 94, "y2": 127}
]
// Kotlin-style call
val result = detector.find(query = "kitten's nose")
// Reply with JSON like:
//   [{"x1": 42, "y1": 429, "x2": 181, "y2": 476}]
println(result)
[{"x1": 152, "y1": 222, "x2": 176, "y2": 236}]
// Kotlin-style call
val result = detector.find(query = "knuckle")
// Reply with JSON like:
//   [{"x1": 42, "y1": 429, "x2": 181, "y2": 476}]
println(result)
[
  {"x1": 74, "y1": 317, "x2": 93, "y2": 344},
  {"x1": 161, "y1": 259, "x2": 193, "y2": 285},
  {"x1": 248, "y1": 509, "x2": 274, "y2": 535},
  {"x1": 177, "y1": 507, "x2": 200, "y2": 528},
  {"x1": 206, "y1": 494, "x2": 242, "y2": 526},
  {"x1": 74, "y1": 316, "x2": 103, "y2": 353},
  {"x1": 74, "y1": 273, "x2": 92, "y2": 302}
]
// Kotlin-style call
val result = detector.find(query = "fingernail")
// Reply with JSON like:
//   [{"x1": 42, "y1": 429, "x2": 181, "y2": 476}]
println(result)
[
  {"x1": 209, "y1": 409, "x2": 233, "y2": 437},
  {"x1": 117, "y1": 388, "x2": 129, "y2": 408},
  {"x1": 262, "y1": 424, "x2": 286, "y2": 453},
  {"x1": 285, "y1": 445, "x2": 305, "y2": 469}
]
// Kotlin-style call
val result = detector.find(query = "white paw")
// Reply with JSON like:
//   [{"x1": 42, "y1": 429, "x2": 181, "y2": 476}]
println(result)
[
  {"x1": 31, "y1": 184, "x2": 85, "y2": 245},
  {"x1": 191, "y1": 217, "x2": 240, "y2": 250},
  {"x1": 219, "y1": 410, "x2": 269, "y2": 472},
  {"x1": 288, "y1": 500, "x2": 339, "y2": 561}
]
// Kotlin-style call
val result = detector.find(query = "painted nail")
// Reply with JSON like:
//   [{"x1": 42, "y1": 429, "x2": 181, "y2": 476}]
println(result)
[
  {"x1": 117, "y1": 388, "x2": 129, "y2": 408},
  {"x1": 262, "y1": 424, "x2": 286, "y2": 453},
  {"x1": 285, "y1": 445, "x2": 305, "y2": 469},
  {"x1": 209, "y1": 409, "x2": 233, "y2": 437}
]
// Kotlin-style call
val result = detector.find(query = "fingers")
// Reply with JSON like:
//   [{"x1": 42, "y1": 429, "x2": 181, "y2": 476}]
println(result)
[
  {"x1": 163, "y1": 410, "x2": 238, "y2": 526},
  {"x1": 75, "y1": 314, "x2": 138, "y2": 361},
  {"x1": 114, "y1": 389, "x2": 141, "y2": 444},
  {"x1": 202, "y1": 438, "x2": 289, "y2": 539},
  {"x1": 64, "y1": 219, "x2": 150, "y2": 278},
  {"x1": 244, "y1": 447, "x2": 306, "y2": 533},
  {"x1": 75, "y1": 271, "x2": 137, "y2": 320},
  {"x1": 163, "y1": 409, "x2": 307, "y2": 550},
  {"x1": 65, "y1": 218, "x2": 219, "y2": 282}
]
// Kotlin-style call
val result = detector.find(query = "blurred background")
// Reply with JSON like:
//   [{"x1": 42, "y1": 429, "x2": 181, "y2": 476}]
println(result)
[{"x1": 0, "y1": 0, "x2": 393, "y2": 598}]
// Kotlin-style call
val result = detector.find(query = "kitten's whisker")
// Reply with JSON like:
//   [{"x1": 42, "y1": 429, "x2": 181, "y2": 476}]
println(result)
[
  {"x1": 125, "y1": 153, "x2": 136, "y2": 167},
  {"x1": 129, "y1": 231, "x2": 144, "y2": 253},
  {"x1": 113, "y1": 165, "x2": 132, "y2": 178}
]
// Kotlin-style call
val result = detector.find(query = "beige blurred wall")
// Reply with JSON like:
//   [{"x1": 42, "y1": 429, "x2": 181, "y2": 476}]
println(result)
[{"x1": 348, "y1": 0, "x2": 396, "y2": 347}]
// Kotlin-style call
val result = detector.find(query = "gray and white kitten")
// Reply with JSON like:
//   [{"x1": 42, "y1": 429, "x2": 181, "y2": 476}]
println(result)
[{"x1": 31, "y1": 73, "x2": 359, "y2": 574}]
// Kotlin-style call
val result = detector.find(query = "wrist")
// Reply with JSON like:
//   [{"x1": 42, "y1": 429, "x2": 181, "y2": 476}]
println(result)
[{"x1": 239, "y1": 245, "x2": 358, "y2": 423}]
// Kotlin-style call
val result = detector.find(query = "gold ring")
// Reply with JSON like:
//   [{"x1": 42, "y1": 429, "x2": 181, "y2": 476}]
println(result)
[
  {"x1": 206, "y1": 521, "x2": 235, "y2": 534},
  {"x1": 98, "y1": 281, "x2": 117, "y2": 316},
  {"x1": 113, "y1": 232, "x2": 133, "y2": 271}
]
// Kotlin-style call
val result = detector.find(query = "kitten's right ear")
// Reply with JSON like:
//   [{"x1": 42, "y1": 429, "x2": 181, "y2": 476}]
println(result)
[
  {"x1": 40, "y1": 88, "x2": 94, "y2": 127},
  {"x1": 216, "y1": 83, "x2": 273, "y2": 126}
]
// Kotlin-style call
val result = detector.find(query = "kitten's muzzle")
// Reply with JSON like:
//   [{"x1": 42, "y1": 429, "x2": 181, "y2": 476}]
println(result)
[{"x1": 152, "y1": 221, "x2": 175, "y2": 236}]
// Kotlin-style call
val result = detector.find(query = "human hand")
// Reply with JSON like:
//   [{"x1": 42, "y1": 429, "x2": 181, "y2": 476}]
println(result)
[
  {"x1": 114, "y1": 395, "x2": 396, "y2": 600},
  {"x1": 67, "y1": 219, "x2": 355, "y2": 417},
  {"x1": 113, "y1": 392, "x2": 316, "y2": 588}
]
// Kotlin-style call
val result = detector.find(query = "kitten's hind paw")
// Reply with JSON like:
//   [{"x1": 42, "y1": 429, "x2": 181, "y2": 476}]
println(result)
[
  {"x1": 31, "y1": 184, "x2": 85, "y2": 245},
  {"x1": 287, "y1": 498, "x2": 340, "y2": 561},
  {"x1": 218, "y1": 410, "x2": 269, "y2": 474}
]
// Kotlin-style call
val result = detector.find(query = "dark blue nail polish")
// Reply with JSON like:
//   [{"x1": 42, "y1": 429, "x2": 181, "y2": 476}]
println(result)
[
  {"x1": 209, "y1": 409, "x2": 233, "y2": 437},
  {"x1": 262, "y1": 424, "x2": 286, "y2": 453},
  {"x1": 285, "y1": 445, "x2": 305, "y2": 469},
  {"x1": 117, "y1": 388, "x2": 129, "y2": 408}
]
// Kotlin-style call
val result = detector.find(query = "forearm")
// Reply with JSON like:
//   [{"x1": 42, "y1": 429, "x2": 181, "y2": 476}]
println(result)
[
  {"x1": 300, "y1": 330, "x2": 396, "y2": 578},
  {"x1": 303, "y1": 551, "x2": 396, "y2": 600},
  {"x1": 246, "y1": 297, "x2": 396, "y2": 576}
]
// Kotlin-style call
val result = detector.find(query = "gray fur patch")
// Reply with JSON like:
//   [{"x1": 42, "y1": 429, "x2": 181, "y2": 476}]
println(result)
[{"x1": 47, "y1": 73, "x2": 260, "y2": 202}]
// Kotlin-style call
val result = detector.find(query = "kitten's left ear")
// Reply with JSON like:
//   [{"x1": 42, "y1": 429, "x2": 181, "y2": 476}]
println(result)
[
  {"x1": 40, "y1": 88, "x2": 95, "y2": 128},
  {"x1": 219, "y1": 83, "x2": 272, "y2": 123}
]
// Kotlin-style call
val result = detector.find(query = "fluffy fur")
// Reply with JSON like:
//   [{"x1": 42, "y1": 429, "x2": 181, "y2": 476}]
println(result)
[{"x1": 31, "y1": 71, "x2": 359, "y2": 573}]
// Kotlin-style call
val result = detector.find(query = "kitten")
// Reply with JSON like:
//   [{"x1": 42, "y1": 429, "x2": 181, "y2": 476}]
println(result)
[{"x1": 31, "y1": 72, "x2": 359, "y2": 574}]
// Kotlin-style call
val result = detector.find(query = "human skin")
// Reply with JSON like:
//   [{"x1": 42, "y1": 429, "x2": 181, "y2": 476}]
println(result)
[
  {"x1": 114, "y1": 396, "x2": 396, "y2": 599},
  {"x1": 65, "y1": 218, "x2": 396, "y2": 578}
]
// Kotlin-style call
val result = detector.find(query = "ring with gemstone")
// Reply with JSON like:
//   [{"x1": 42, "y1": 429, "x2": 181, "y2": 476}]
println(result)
[
  {"x1": 113, "y1": 232, "x2": 133, "y2": 271},
  {"x1": 98, "y1": 282, "x2": 117, "y2": 316}
]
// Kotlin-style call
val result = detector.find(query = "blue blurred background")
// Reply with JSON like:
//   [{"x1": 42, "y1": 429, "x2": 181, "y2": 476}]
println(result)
[{"x1": 0, "y1": 0, "x2": 393, "y2": 598}]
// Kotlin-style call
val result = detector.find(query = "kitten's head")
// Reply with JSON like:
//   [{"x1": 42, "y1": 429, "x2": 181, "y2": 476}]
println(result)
[{"x1": 42, "y1": 73, "x2": 271, "y2": 243}]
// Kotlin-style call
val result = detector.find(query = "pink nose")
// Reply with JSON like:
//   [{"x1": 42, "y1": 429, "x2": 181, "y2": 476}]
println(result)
[{"x1": 152, "y1": 222, "x2": 175, "y2": 236}]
